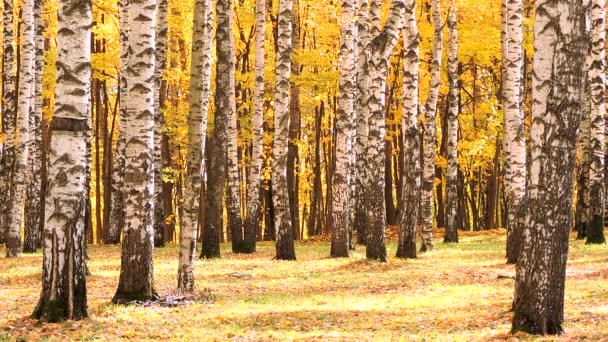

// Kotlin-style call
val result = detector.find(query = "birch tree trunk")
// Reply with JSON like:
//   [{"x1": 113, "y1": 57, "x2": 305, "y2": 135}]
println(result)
[
  {"x1": 113, "y1": 0, "x2": 158, "y2": 303},
  {"x1": 420, "y1": 0, "x2": 443, "y2": 252},
  {"x1": 503, "y1": 0, "x2": 526, "y2": 263},
  {"x1": 396, "y1": 0, "x2": 420, "y2": 259},
  {"x1": 331, "y1": 0, "x2": 357, "y2": 258},
  {"x1": 32, "y1": 0, "x2": 91, "y2": 321},
  {"x1": 243, "y1": 0, "x2": 267, "y2": 253},
  {"x1": 364, "y1": 0, "x2": 404, "y2": 262},
  {"x1": 576, "y1": 88, "x2": 591, "y2": 237},
  {"x1": 0, "y1": 0, "x2": 17, "y2": 245},
  {"x1": 153, "y1": 0, "x2": 168, "y2": 247},
  {"x1": 23, "y1": 0, "x2": 45, "y2": 253},
  {"x1": 273, "y1": 0, "x2": 297, "y2": 260},
  {"x1": 202, "y1": 0, "x2": 233, "y2": 259},
  {"x1": 107, "y1": 0, "x2": 130, "y2": 245},
  {"x1": 585, "y1": 0, "x2": 606, "y2": 245},
  {"x1": 512, "y1": 0, "x2": 586, "y2": 333},
  {"x1": 177, "y1": 0, "x2": 213, "y2": 292},
  {"x1": 353, "y1": 0, "x2": 370, "y2": 245},
  {"x1": 7, "y1": 0, "x2": 36, "y2": 258},
  {"x1": 227, "y1": 54, "x2": 243, "y2": 253},
  {"x1": 444, "y1": 0, "x2": 459, "y2": 243}
]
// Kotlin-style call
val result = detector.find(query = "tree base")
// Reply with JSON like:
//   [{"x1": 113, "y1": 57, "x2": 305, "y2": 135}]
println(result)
[
  {"x1": 512, "y1": 313, "x2": 564, "y2": 335},
  {"x1": 443, "y1": 229, "x2": 459, "y2": 243},
  {"x1": 112, "y1": 289, "x2": 159, "y2": 304},
  {"x1": 33, "y1": 297, "x2": 88, "y2": 323},
  {"x1": 330, "y1": 241, "x2": 349, "y2": 258},
  {"x1": 585, "y1": 215, "x2": 606, "y2": 244},
  {"x1": 396, "y1": 241, "x2": 417, "y2": 259},
  {"x1": 419, "y1": 243, "x2": 433, "y2": 253},
  {"x1": 6, "y1": 249, "x2": 20, "y2": 258}
]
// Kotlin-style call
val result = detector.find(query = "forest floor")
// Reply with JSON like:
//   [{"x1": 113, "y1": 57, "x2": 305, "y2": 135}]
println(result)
[{"x1": 1, "y1": 230, "x2": 607, "y2": 341}]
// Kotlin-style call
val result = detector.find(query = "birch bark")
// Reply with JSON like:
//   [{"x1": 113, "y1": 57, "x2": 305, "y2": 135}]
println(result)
[
  {"x1": 512, "y1": 0, "x2": 586, "y2": 333},
  {"x1": 32, "y1": 0, "x2": 92, "y2": 321}
]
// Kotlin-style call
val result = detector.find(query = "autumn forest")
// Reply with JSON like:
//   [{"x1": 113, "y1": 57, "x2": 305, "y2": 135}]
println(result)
[{"x1": 0, "y1": 0, "x2": 607, "y2": 339}]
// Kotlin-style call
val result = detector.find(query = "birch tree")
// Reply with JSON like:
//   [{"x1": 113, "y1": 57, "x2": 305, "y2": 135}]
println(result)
[
  {"x1": 32, "y1": 0, "x2": 92, "y2": 321},
  {"x1": 153, "y1": 0, "x2": 168, "y2": 247},
  {"x1": 353, "y1": 0, "x2": 371, "y2": 245},
  {"x1": 512, "y1": 0, "x2": 586, "y2": 333},
  {"x1": 273, "y1": 0, "x2": 297, "y2": 260},
  {"x1": 502, "y1": 0, "x2": 526, "y2": 263},
  {"x1": 364, "y1": 0, "x2": 404, "y2": 261},
  {"x1": 331, "y1": 0, "x2": 357, "y2": 258},
  {"x1": 396, "y1": 0, "x2": 420, "y2": 259},
  {"x1": 113, "y1": 0, "x2": 158, "y2": 303},
  {"x1": 24, "y1": 0, "x2": 46, "y2": 253},
  {"x1": 107, "y1": 0, "x2": 130, "y2": 245},
  {"x1": 585, "y1": 0, "x2": 606, "y2": 245},
  {"x1": 444, "y1": 0, "x2": 459, "y2": 243},
  {"x1": 202, "y1": 0, "x2": 234, "y2": 259},
  {"x1": 0, "y1": 0, "x2": 17, "y2": 245},
  {"x1": 7, "y1": 0, "x2": 36, "y2": 258},
  {"x1": 227, "y1": 64, "x2": 243, "y2": 252},
  {"x1": 420, "y1": 0, "x2": 443, "y2": 252},
  {"x1": 178, "y1": 0, "x2": 213, "y2": 292},
  {"x1": 243, "y1": 0, "x2": 267, "y2": 254}
]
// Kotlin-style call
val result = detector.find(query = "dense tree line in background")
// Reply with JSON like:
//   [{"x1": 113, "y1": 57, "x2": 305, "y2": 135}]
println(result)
[{"x1": 0, "y1": 0, "x2": 605, "y2": 334}]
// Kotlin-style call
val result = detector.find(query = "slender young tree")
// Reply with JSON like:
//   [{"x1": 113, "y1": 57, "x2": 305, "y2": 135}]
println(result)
[
  {"x1": 107, "y1": 0, "x2": 130, "y2": 245},
  {"x1": 331, "y1": 0, "x2": 357, "y2": 258},
  {"x1": 7, "y1": 0, "x2": 36, "y2": 258},
  {"x1": 23, "y1": 0, "x2": 46, "y2": 253},
  {"x1": 227, "y1": 59, "x2": 243, "y2": 253},
  {"x1": 273, "y1": 0, "x2": 297, "y2": 260},
  {"x1": 32, "y1": 0, "x2": 92, "y2": 322},
  {"x1": 586, "y1": 0, "x2": 606, "y2": 245},
  {"x1": 178, "y1": 0, "x2": 213, "y2": 292},
  {"x1": 396, "y1": 0, "x2": 420, "y2": 259},
  {"x1": 420, "y1": 0, "x2": 443, "y2": 252},
  {"x1": 243, "y1": 0, "x2": 267, "y2": 254},
  {"x1": 202, "y1": 0, "x2": 234, "y2": 259},
  {"x1": 364, "y1": 0, "x2": 405, "y2": 261},
  {"x1": 113, "y1": 0, "x2": 158, "y2": 303},
  {"x1": 575, "y1": 100, "x2": 590, "y2": 240},
  {"x1": 444, "y1": 0, "x2": 459, "y2": 243},
  {"x1": 0, "y1": 0, "x2": 17, "y2": 245},
  {"x1": 512, "y1": 0, "x2": 586, "y2": 334},
  {"x1": 502, "y1": 0, "x2": 526, "y2": 263},
  {"x1": 153, "y1": 0, "x2": 168, "y2": 247}
]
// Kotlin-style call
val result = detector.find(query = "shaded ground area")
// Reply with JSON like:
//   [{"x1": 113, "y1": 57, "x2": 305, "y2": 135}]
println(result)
[{"x1": 1, "y1": 231, "x2": 607, "y2": 341}]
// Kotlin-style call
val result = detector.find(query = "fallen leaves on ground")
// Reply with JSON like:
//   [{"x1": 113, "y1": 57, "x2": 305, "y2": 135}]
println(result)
[{"x1": 0, "y1": 231, "x2": 607, "y2": 341}]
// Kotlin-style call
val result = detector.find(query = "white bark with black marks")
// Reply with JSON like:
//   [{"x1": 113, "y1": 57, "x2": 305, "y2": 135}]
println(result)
[
  {"x1": 273, "y1": 0, "x2": 297, "y2": 260},
  {"x1": 33, "y1": 0, "x2": 92, "y2": 321},
  {"x1": 512, "y1": 0, "x2": 586, "y2": 334},
  {"x1": 586, "y1": 0, "x2": 606, "y2": 244},
  {"x1": 332, "y1": 0, "x2": 357, "y2": 258},
  {"x1": 153, "y1": 0, "x2": 168, "y2": 247},
  {"x1": 113, "y1": 0, "x2": 158, "y2": 303},
  {"x1": 444, "y1": 0, "x2": 459, "y2": 243},
  {"x1": 24, "y1": 0, "x2": 46, "y2": 253},
  {"x1": 0, "y1": 0, "x2": 17, "y2": 245},
  {"x1": 502, "y1": 0, "x2": 526, "y2": 263},
  {"x1": 7, "y1": 0, "x2": 36, "y2": 258},
  {"x1": 178, "y1": 0, "x2": 213, "y2": 292},
  {"x1": 396, "y1": 0, "x2": 420, "y2": 259},
  {"x1": 420, "y1": 0, "x2": 443, "y2": 252},
  {"x1": 364, "y1": 0, "x2": 404, "y2": 262},
  {"x1": 108, "y1": 0, "x2": 130, "y2": 245},
  {"x1": 243, "y1": 0, "x2": 267, "y2": 253}
]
